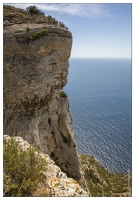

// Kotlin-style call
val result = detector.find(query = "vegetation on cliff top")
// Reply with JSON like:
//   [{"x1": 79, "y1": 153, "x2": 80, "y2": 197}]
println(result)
[
  {"x1": 3, "y1": 136, "x2": 47, "y2": 197},
  {"x1": 26, "y1": 5, "x2": 44, "y2": 16},
  {"x1": 4, "y1": 5, "x2": 68, "y2": 29},
  {"x1": 80, "y1": 154, "x2": 132, "y2": 197}
]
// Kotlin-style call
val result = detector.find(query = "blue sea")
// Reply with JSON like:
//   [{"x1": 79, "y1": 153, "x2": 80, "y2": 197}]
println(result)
[{"x1": 64, "y1": 58, "x2": 132, "y2": 174}]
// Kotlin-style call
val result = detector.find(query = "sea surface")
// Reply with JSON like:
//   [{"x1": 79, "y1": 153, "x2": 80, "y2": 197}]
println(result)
[{"x1": 64, "y1": 58, "x2": 132, "y2": 174}]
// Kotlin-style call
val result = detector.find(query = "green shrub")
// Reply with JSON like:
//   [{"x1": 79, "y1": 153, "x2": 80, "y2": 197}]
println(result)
[
  {"x1": 29, "y1": 28, "x2": 50, "y2": 40},
  {"x1": 26, "y1": 26, "x2": 30, "y2": 32},
  {"x1": 15, "y1": 12, "x2": 25, "y2": 18},
  {"x1": 59, "y1": 22, "x2": 68, "y2": 30},
  {"x1": 3, "y1": 137, "x2": 47, "y2": 197},
  {"x1": 47, "y1": 15, "x2": 58, "y2": 25},
  {"x1": 59, "y1": 91, "x2": 67, "y2": 98},
  {"x1": 26, "y1": 5, "x2": 44, "y2": 15}
]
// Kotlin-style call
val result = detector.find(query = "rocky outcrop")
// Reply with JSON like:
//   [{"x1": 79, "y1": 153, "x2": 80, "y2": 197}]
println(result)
[
  {"x1": 3, "y1": 5, "x2": 85, "y2": 188},
  {"x1": 4, "y1": 135, "x2": 89, "y2": 197}
]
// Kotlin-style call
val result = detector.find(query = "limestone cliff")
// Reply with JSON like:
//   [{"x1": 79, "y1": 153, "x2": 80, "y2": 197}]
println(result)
[{"x1": 3, "y1": 5, "x2": 85, "y2": 187}]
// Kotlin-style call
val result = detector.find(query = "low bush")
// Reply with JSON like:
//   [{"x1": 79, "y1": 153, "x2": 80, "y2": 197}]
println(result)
[
  {"x1": 47, "y1": 15, "x2": 58, "y2": 25},
  {"x1": 4, "y1": 137, "x2": 47, "y2": 197},
  {"x1": 29, "y1": 28, "x2": 50, "y2": 40},
  {"x1": 59, "y1": 22, "x2": 68, "y2": 30},
  {"x1": 59, "y1": 91, "x2": 67, "y2": 98},
  {"x1": 26, "y1": 26, "x2": 30, "y2": 32},
  {"x1": 15, "y1": 12, "x2": 25, "y2": 18},
  {"x1": 26, "y1": 5, "x2": 44, "y2": 15}
]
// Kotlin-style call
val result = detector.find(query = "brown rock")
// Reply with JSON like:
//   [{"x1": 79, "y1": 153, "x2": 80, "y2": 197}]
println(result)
[{"x1": 3, "y1": 5, "x2": 86, "y2": 188}]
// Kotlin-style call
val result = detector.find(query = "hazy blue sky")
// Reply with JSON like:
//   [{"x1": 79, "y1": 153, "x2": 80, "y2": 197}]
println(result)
[{"x1": 4, "y1": 3, "x2": 131, "y2": 58}]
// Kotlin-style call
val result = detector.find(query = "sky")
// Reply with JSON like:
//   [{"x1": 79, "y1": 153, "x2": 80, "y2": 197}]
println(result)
[{"x1": 3, "y1": 2, "x2": 132, "y2": 59}]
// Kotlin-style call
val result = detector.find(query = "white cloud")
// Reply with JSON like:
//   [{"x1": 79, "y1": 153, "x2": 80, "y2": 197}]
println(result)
[{"x1": 4, "y1": 3, "x2": 112, "y2": 19}]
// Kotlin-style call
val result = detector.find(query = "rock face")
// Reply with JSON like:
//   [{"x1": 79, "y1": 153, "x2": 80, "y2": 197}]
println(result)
[
  {"x1": 4, "y1": 135, "x2": 89, "y2": 197},
  {"x1": 3, "y1": 5, "x2": 85, "y2": 187}
]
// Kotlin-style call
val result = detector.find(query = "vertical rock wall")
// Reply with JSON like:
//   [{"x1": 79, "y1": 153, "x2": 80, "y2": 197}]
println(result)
[{"x1": 3, "y1": 6, "x2": 86, "y2": 186}]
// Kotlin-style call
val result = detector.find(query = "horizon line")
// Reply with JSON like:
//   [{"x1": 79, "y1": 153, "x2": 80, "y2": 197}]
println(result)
[{"x1": 70, "y1": 57, "x2": 131, "y2": 59}]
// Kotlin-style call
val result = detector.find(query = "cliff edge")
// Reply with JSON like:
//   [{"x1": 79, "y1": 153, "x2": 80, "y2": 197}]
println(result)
[
  {"x1": 3, "y1": 5, "x2": 85, "y2": 187},
  {"x1": 4, "y1": 135, "x2": 89, "y2": 197}
]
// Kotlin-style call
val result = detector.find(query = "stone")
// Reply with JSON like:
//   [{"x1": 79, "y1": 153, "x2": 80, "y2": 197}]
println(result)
[{"x1": 3, "y1": 5, "x2": 87, "y2": 189}]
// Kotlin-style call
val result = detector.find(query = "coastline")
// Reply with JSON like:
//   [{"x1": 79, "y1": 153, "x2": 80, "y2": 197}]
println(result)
[{"x1": 80, "y1": 154, "x2": 132, "y2": 197}]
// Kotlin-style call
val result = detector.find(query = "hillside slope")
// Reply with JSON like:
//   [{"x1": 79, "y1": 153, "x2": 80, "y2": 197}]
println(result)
[{"x1": 81, "y1": 154, "x2": 132, "y2": 197}]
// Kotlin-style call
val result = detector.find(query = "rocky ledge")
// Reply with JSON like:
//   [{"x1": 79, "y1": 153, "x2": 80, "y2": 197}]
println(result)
[{"x1": 4, "y1": 135, "x2": 89, "y2": 197}]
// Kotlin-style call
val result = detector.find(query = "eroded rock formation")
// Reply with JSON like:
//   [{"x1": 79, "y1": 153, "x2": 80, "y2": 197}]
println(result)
[{"x1": 3, "y1": 5, "x2": 85, "y2": 187}]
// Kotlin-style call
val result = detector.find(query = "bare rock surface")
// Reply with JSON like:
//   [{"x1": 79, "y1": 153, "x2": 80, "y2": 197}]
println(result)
[{"x1": 3, "y1": 5, "x2": 86, "y2": 187}]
